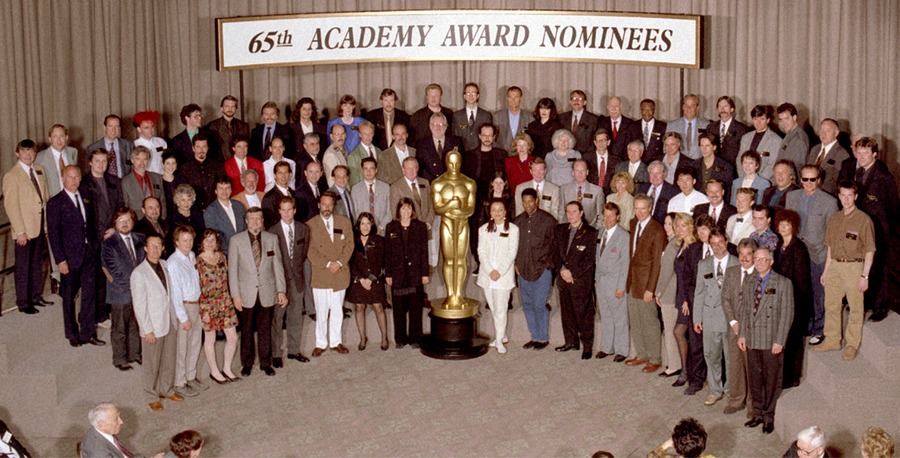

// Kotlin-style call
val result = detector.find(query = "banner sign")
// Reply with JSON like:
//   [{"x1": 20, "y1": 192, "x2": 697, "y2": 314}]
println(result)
[{"x1": 217, "y1": 10, "x2": 701, "y2": 70}]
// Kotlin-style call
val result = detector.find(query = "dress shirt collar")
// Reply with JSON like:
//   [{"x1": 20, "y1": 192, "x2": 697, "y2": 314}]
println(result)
[
  {"x1": 275, "y1": 184, "x2": 290, "y2": 195},
  {"x1": 364, "y1": 179, "x2": 376, "y2": 187},
  {"x1": 406, "y1": 178, "x2": 418, "y2": 188},
  {"x1": 605, "y1": 224, "x2": 617, "y2": 238},
  {"x1": 721, "y1": 118, "x2": 732, "y2": 131},
  {"x1": 18, "y1": 161, "x2": 34, "y2": 173},
  {"x1": 595, "y1": 151, "x2": 608, "y2": 162},
  {"x1": 95, "y1": 429, "x2": 119, "y2": 450},
  {"x1": 170, "y1": 249, "x2": 195, "y2": 264},
  {"x1": 821, "y1": 140, "x2": 837, "y2": 155},
  {"x1": 281, "y1": 219, "x2": 294, "y2": 233}
]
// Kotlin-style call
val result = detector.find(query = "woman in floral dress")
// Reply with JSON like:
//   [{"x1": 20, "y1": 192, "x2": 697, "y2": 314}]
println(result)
[{"x1": 197, "y1": 229, "x2": 240, "y2": 383}]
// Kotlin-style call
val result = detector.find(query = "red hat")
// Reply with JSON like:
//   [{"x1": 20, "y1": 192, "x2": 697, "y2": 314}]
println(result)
[{"x1": 133, "y1": 110, "x2": 160, "y2": 126}]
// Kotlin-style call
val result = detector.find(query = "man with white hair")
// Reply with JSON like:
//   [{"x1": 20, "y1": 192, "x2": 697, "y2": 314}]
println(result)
[
  {"x1": 81, "y1": 403, "x2": 137, "y2": 457},
  {"x1": 783, "y1": 425, "x2": 829, "y2": 458}
]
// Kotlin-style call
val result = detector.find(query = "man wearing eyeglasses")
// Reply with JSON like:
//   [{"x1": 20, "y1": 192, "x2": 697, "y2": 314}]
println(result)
[
  {"x1": 559, "y1": 90, "x2": 600, "y2": 157},
  {"x1": 783, "y1": 425, "x2": 829, "y2": 458}
]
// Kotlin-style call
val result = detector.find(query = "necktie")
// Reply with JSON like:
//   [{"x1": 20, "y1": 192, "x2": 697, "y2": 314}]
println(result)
[
  {"x1": 251, "y1": 233, "x2": 261, "y2": 269},
  {"x1": 536, "y1": 183, "x2": 542, "y2": 203},
  {"x1": 411, "y1": 181, "x2": 422, "y2": 207},
  {"x1": 385, "y1": 113, "x2": 393, "y2": 147},
  {"x1": 753, "y1": 276, "x2": 763, "y2": 316},
  {"x1": 716, "y1": 260, "x2": 724, "y2": 287},
  {"x1": 816, "y1": 146, "x2": 827, "y2": 167},
  {"x1": 368, "y1": 183, "x2": 375, "y2": 215},
  {"x1": 108, "y1": 142, "x2": 119, "y2": 177},
  {"x1": 571, "y1": 115, "x2": 578, "y2": 133},
  {"x1": 705, "y1": 246, "x2": 711, "y2": 259},
  {"x1": 649, "y1": 185, "x2": 658, "y2": 210},
  {"x1": 326, "y1": 219, "x2": 333, "y2": 241},
  {"x1": 287, "y1": 224, "x2": 294, "y2": 259},
  {"x1": 598, "y1": 157, "x2": 606, "y2": 188},
  {"x1": 344, "y1": 191, "x2": 354, "y2": 220},
  {"x1": 643, "y1": 122, "x2": 650, "y2": 146},
  {"x1": 125, "y1": 235, "x2": 136, "y2": 263},
  {"x1": 74, "y1": 193, "x2": 85, "y2": 222},
  {"x1": 577, "y1": 185, "x2": 583, "y2": 202},
  {"x1": 264, "y1": 127, "x2": 273, "y2": 153},
  {"x1": 633, "y1": 221, "x2": 643, "y2": 256},
  {"x1": 855, "y1": 166, "x2": 866, "y2": 186},
  {"x1": 612, "y1": 120, "x2": 618, "y2": 140},
  {"x1": 369, "y1": 146, "x2": 375, "y2": 159},
  {"x1": 711, "y1": 205, "x2": 718, "y2": 222},
  {"x1": 437, "y1": 140, "x2": 443, "y2": 156},
  {"x1": 720, "y1": 122, "x2": 726, "y2": 139},
  {"x1": 468, "y1": 111, "x2": 475, "y2": 128},
  {"x1": 58, "y1": 154, "x2": 66, "y2": 179},
  {"x1": 312, "y1": 184, "x2": 319, "y2": 199},
  {"x1": 240, "y1": 159, "x2": 246, "y2": 173},
  {"x1": 599, "y1": 232, "x2": 607, "y2": 256},
  {"x1": 686, "y1": 121, "x2": 693, "y2": 149},
  {"x1": 29, "y1": 167, "x2": 43, "y2": 204},
  {"x1": 114, "y1": 436, "x2": 135, "y2": 458}
]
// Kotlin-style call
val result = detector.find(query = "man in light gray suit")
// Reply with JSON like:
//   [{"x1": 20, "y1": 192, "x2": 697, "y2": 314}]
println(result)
[
  {"x1": 665, "y1": 94, "x2": 711, "y2": 160},
  {"x1": 228, "y1": 207, "x2": 287, "y2": 377},
  {"x1": 203, "y1": 177, "x2": 247, "y2": 254},
  {"x1": 131, "y1": 234, "x2": 182, "y2": 411},
  {"x1": 739, "y1": 105, "x2": 783, "y2": 181},
  {"x1": 738, "y1": 246, "x2": 794, "y2": 434},
  {"x1": 329, "y1": 165, "x2": 354, "y2": 220},
  {"x1": 268, "y1": 196, "x2": 310, "y2": 366},
  {"x1": 35, "y1": 124, "x2": 78, "y2": 198},
  {"x1": 806, "y1": 118, "x2": 849, "y2": 195},
  {"x1": 514, "y1": 158, "x2": 560, "y2": 217},
  {"x1": 693, "y1": 228, "x2": 740, "y2": 406},
  {"x1": 493, "y1": 86, "x2": 534, "y2": 152},
  {"x1": 81, "y1": 403, "x2": 138, "y2": 457},
  {"x1": 122, "y1": 146, "x2": 167, "y2": 219},
  {"x1": 377, "y1": 123, "x2": 415, "y2": 185},
  {"x1": 86, "y1": 114, "x2": 133, "y2": 178},
  {"x1": 594, "y1": 203, "x2": 630, "y2": 361},
  {"x1": 350, "y1": 157, "x2": 391, "y2": 233},
  {"x1": 785, "y1": 165, "x2": 837, "y2": 344},
  {"x1": 776, "y1": 103, "x2": 810, "y2": 169},
  {"x1": 559, "y1": 159, "x2": 604, "y2": 227},
  {"x1": 615, "y1": 140, "x2": 651, "y2": 185}
]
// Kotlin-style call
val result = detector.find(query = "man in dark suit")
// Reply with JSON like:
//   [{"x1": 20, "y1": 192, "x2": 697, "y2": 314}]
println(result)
[
  {"x1": 47, "y1": 166, "x2": 104, "y2": 347},
  {"x1": 296, "y1": 133, "x2": 327, "y2": 189},
  {"x1": 414, "y1": 112, "x2": 463, "y2": 181},
  {"x1": 206, "y1": 95, "x2": 250, "y2": 162},
  {"x1": 637, "y1": 160, "x2": 679, "y2": 224},
  {"x1": 81, "y1": 404, "x2": 137, "y2": 457},
  {"x1": 250, "y1": 101, "x2": 294, "y2": 161},
  {"x1": 693, "y1": 132, "x2": 736, "y2": 202},
  {"x1": 134, "y1": 196, "x2": 171, "y2": 253},
  {"x1": 614, "y1": 140, "x2": 650, "y2": 186},
  {"x1": 493, "y1": 86, "x2": 534, "y2": 152},
  {"x1": 597, "y1": 96, "x2": 636, "y2": 161},
  {"x1": 558, "y1": 89, "x2": 600, "y2": 156},
  {"x1": 86, "y1": 114, "x2": 133, "y2": 178},
  {"x1": 553, "y1": 201, "x2": 599, "y2": 359},
  {"x1": 625, "y1": 194, "x2": 666, "y2": 373},
  {"x1": 629, "y1": 99, "x2": 667, "y2": 164},
  {"x1": 294, "y1": 161, "x2": 327, "y2": 223},
  {"x1": 692, "y1": 179, "x2": 737, "y2": 233},
  {"x1": 268, "y1": 196, "x2": 311, "y2": 366},
  {"x1": 171, "y1": 103, "x2": 218, "y2": 164},
  {"x1": 583, "y1": 129, "x2": 621, "y2": 194},
  {"x1": 102, "y1": 208, "x2": 145, "y2": 371},
  {"x1": 409, "y1": 83, "x2": 455, "y2": 145},
  {"x1": 366, "y1": 88, "x2": 411, "y2": 151},
  {"x1": 708, "y1": 96, "x2": 751, "y2": 167},
  {"x1": 180, "y1": 134, "x2": 226, "y2": 210},
  {"x1": 262, "y1": 161, "x2": 295, "y2": 228},
  {"x1": 761, "y1": 159, "x2": 800, "y2": 213},
  {"x1": 738, "y1": 246, "x2": 794, "y2": 434},
  {"x1": 203, "y1": 177, "x2": 247, "y2": 254},
  {"x1": 452, "y1": 82, "x2": 493, "y2": 152}
]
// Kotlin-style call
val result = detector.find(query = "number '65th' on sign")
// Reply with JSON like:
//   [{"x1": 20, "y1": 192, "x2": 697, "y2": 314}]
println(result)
[{"x1": 248, "y1": 30, "x2": 295, "y2": 53}]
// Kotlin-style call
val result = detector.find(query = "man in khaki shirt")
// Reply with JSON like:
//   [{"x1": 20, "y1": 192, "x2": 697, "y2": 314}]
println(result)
[{"x1": 816, "y1": 180, "x2": 875, "y2": 360}]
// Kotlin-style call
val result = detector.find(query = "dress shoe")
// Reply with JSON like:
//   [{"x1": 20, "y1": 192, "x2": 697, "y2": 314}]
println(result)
[
  {"x1": 149, "y1": 401, "x2": 164, "y2": 412},
  {"x1": 35, "y1": 297, "x2": 53, "y2": 307},
  {"x1": 625, "y1": 357, "x2": 648, "y2": 366},
  {"x1": 744, "y1": 418, "x2": 764, "y2": 428},
  {"x1": 659, "y1": 369, "x2": 682, "y2": 378},
  {"x1": 176, "y1": 385, "x2": 199, "y2": 398},
  {"x1": 842, "y1": 346, "x2": 858, "y2": 360},
  {"x1": 613, "y1": 355, "x2": 626, "y2": 363},
  {"x1": 287, "y1": 353, "x2": 310, "y2": 363},
  {"x1": 813, "y1": 341, "x2": 841, "y2": 352},
  {"x1": 595, "y1": 351, "x2": 610, "y2": 359},
  {"x1": 685, "y1": 386, "x2": 703, "y2": 396},
  {"x1": 21, "y1": 307, "x2": 39, "y2": 315},
  {"x1": 165, "y1": 393, "x2": 185, "y2": 402},
  {"x1": 868, "y1": 310, "x2": 889, "y2": 322},
  {"x1": 808, "y1": 335, "x2": 824, "y2": 346},
  {"x1": 272, "y1": 357, "x2": 283, "y2": 368},
  {"x1": 115, "y1": 364, "x2": 133, "y2": 371},
  {"x1": 51, "y1": 278, "x2": 60, "y2": 295},
  {"x1": 69, "y1": 339, "x2": 82, "y2": 347},
  {"x1": 722, "y1": 404, "x2": 745, "y2": 415},
  {"x1": 128, "y1": 358, "x2": 142, "y2": 365},
  {"x1": 395, "y1": 343, "x2": 407, "y2": 350},
  {"x1": 642, "y1": 363, "x2": 661, "y2": 373},
  {"x1": 762, "y1": 422, "x2": 774, "y2": 434},
  {"x1": 672, "y1": 374, "x2": 688, "y2": 387},
  {"x1": 263, "y1": 366, "x2": 276, "y2": 376},
  {"x1": 358, "y1": 338, "x2": 367, "y2": 351},
  {"x1": 523, "y1": 340, "x2": 536, "y2": 349},
  {"x1": 312, "y1": 347, "x2": 325, "y2": 357},
  {"x1": 223, "y1": 373, "x2": 241, "y2": 382},
  {"x1": 532, "y1": 341, "x2": 549, "y2": 350},
  {"x1": 83, "y1": 337, "x2": 106, "y2": 346},
  {"x1": 581, "y1": 351, "x2": 592, "y2": 360},
  {"x1": 381, "y1": 341, "x2": 389, "y2": 351},
  {"x1": 554, "y1": 344, "x2": 578, "y2": 352},
  {"x1": 703, "y1": 394, "x2": 723, "y2": 406},
  {"x1": 333, "y1": 344, "x2": 349, "y2": 354},
  {"x1": 210, "y1": 374, "x2": 230, "y2": 385},
  {"x1": 241, "y1": 366, "x2": 252, "y2": 376},
  {"x1": 187, "y1": 379, "x2": 208, "y2": 391}
]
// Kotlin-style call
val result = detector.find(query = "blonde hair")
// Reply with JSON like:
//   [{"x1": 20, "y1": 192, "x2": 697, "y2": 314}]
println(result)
[{"x1": 673, "y1": 212, "x2": 697, "y2": 246}]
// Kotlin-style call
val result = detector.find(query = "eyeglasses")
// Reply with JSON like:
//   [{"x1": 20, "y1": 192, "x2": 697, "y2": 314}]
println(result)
[
  {"x1": 570, "y1": 97, "x2": 585, "y2": 102},
  {"x1": 800, "y1": 177, "x2": 818, "y2": 182}
]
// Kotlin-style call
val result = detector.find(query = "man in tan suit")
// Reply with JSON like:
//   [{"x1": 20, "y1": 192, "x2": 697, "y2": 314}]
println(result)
[
  {"x1": 2, "y1": 139, "x2": 50, "y2": 314},
  {"x1": 228, "y1": 207, "x2": 287, "y2": 376},
  {"x1": 378, "y1": 123, "x2": 416, "y2": 185},
  {"x1": 306, "y1": 191, "x2": 354, "y2": 356}
]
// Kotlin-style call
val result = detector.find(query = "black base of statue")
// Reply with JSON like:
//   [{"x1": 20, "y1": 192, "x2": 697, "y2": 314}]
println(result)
[{"x1": 420, "y1": 312, "x2": 489, "y2": 360}]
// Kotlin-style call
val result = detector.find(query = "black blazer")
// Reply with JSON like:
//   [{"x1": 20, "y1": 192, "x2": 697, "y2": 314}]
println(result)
[
  {"x1": 838, "y1": 158, "x2": 899, "y2": 240},
  {"x1": 462, "y1": 147, "x2": 506, "y2": 199},
  {"x1": 295, "y1": 151, "x2": 328, "y2": 190},
  {"x1": 598, "y1": 115, "x2": 637, "y2": 161},
  {"x1": 384, "y1": 219, "x2": 428, "y2": 289},
  {"x1": 268, "y1": 219, "x2": 310, "y2": 290},
  {"x1": 293, "y1": 180, "x2": 327, "y2": 223},
  {"x1": 692, "y1": 156, "x2": 736, "y2": 202},
  {"x1": 47, "y1": 191, "x2": 98, "y2": 269},
  {"x1": 583, "y1": 152, "x2": 622, "y2": 195},
  {"x1": 134, "y1": 216, "x2": 173, "y2": 255},
  {"x1": 171, "y1": 127, "x2": 219, "y2": 165},
  {"x1": 708, "y1": 119, "x2": 751, "y2": 166},
  {"x1": 262, "y1": 187, "x2": 293, "y2": 229},
  {"x1": 762, "y1": 183, "x2": 800, "y2": 213},
  {"x1": 637, "y1": 181, "x2": 679, "y2": 224},
  {"x1": 350, "y1": 233, "x2": 385, "y2": 282},
  {"x1": 554, "y1": 222, "x2": 599, "y2": 290},
  {"x1": 525, "y1": 118, "x2": 563, "y2": 160},
  {"x1": 414, "y1": 134, "x2": 463, "y2": 182},
  {"x1": 79, "y1": 173, "x2": 124, "y2": 239},
  {"x1": 673, "y1": 241, "x2": 703, "y2": 310},
  {"x1": 366, "y1": 108, "x2": 411, "y2": 151},
  {"x1": 692, "y1": 202, "x2": 737, "y2": 233},
  {"x1": 289, "y1": 120, "x2": 328, "y2": 156},
  {"x1": 250, "y1": 122, "x2": 294, "y2": 161},
  {"x1": 558, "y1": 110, "x2": 600, "y2": 156},
  {"x1": 101, "y1": 231, "x2": 146, "y2": 305}
]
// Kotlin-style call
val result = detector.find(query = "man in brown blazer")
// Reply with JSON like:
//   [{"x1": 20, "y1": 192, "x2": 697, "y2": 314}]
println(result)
[
  {"x1": 625, "y1": 193, "x2": 667, "y2": 373},
  {"x1": 306, "y1": 191, "x2": 354, "y2": 356},
  {"x1": 2, "y1": 139, "x2": 50, "y2": 314},
  {"x1": 377, "y1": 123, "x2": 416, "y2": 185}
]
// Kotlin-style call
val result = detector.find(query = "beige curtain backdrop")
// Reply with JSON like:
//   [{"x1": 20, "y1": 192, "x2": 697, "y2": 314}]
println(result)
[{"x1": 1, "y1": 0, "x2": 898, "y2": 178}]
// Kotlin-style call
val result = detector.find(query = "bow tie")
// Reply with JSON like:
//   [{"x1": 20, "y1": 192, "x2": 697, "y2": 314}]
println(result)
[{"x1": 736, "y1": 218, "x2": 744, "y2": 223}]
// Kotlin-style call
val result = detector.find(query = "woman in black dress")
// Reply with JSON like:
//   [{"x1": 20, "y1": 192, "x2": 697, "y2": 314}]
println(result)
[
  {"x1": 384, "y1": 198, "x2": 430, "y2": 349},
  {"x1": 672, "y1": 212, "x2": 706, "y2": 393},
  {"x1": 774, "y1": 209, "x2": 812, "y2": 388},
  {"x1": 525, "y1": 98, "x2": 562, "y2": 159},
  {"x1": 161, "y1": 150, "x2": 188, "y2": 219},
  {"x1": 347, "y1": 212, "x2": 388, "y2": 351},
  {"x1": 169, "y1": 184, "x2": 206, "y2": 252}
]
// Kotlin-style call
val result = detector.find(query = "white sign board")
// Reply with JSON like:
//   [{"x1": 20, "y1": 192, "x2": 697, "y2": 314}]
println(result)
[{"x1": 217, "y1": 10, "x2": 701, "y2": 70}]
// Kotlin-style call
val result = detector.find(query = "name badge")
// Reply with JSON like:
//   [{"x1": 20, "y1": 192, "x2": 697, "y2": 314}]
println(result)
[
  {"x1": 266, "y1": 250, "x2": 275, "y2": 257},
  {"x1": 827, "y1": 158, "x2": 836, "y2": 165},
  {"x1": 765, "y1": 287, "x2": 776, "y2": 295},
  {"x1": 845, "y1": 231, "x2": 858, "y2": 240},
  {"x1": 583, "y1": 193, "x2": 593, "y2": 199},
  {"x1": 366, "y1": 243, "x2": 376, "y2": 249},
  {"x1": 334, "y1": 228, "x2": 343, "y2": 235},
  {"x1": 704, "y1": 273, "x2": 713, "y2": 279},
  {"x1": 567, "y1": 158, "x2": 577, "y2": 162},
  {"x1": 418, "y1": 184, "x2": 427, "y2": 189},
  {"x1": 156, "y1": 146, "x2": 165, "y2": 152},
  {"x1": 576, "y1": 245, "x2": 586, "y2": 251},
  {"x1": 542, "y1": 195, "x2": 552, "y2": 201},
  {"x1": 36, "y1": 170, "x2": 44, "y2": 175},
  {"x1": 499, "y1": 232, "x2": 509, "y2": 238}
]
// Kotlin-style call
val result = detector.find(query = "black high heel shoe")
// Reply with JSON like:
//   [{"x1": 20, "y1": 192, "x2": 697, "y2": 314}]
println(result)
[
  {"x1": 358, "y1": 338, "x2": 367, "y2": 351},
  {"x1": 210, "y1": 374, "x2": 230, "y2": 385}
]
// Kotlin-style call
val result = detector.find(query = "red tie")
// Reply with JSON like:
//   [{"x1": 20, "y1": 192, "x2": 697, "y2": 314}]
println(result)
[
  {"x1": 598, "y1": 157, "x2": 606, "y2": 188},
  {"x1": 612, "y1": 120, "x2": 618, "y2": 140}
]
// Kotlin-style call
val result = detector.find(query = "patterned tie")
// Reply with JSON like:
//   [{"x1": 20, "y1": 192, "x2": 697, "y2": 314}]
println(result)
[
  {"x1": 240, "y1": 159, "x2": 246, "y2": 173},
  {"x1": 368, "y1": 183, "x2": 375, "y2": 215},
  {"x1": 753, "y1": 276, "x2": 763, "y2": 316},
  {"x1": 369, "y1": 146, "x2": 375, "y2": 159},
  {"x1": 649, "y1": 185, "x2": 657, "y2": 211},
  {"x1": 251, "y1": 232, "x2": 261, "y2": 269},
  {"x1": 287, "y1": 224, "x2": 294, "y2": 259},
  {"x1": 571, "y1": 115, "x2": 578, "y2": 134},
  {"x1": 598, "y1": 157, "x2": 606, "y2": 188},
  {"x1": 686, "y1": 121, "x2": 693, "y2": 150},
  {"x1": 716, "y1": 260, "x2": 724, "y2": 287},
  {"x1": 29, "y1": 167, "x2": 42, "y2": 204},
  {"x1": 633, "y1": 221, "x2": 643, "y2": 257},
  {"x1": 411, "y1": 181, "x2": 422, "y2": 207},
  {"x1": 643, "y1": 122, "x2": 650, "y2": 146},
  {"x1": 468, "y1": 111, "x2": 475, "y2": 128},
  {"x1": 108, "y1": 142, "x2": 119, "y2": 177},
  {"x1": 577, "y1": 185, "x2": 583, "y2": 202},
  {"x1": 711, "y1": 205, "x2": 718, "y2": 222},
  {"x1": 720, "y1": 122, "x2": 726, "y2": 139}
]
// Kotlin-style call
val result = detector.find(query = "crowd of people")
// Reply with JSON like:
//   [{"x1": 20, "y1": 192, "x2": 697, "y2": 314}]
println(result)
[{"x1": 2, "y1": 84, "x2": 897, "y2": 444}]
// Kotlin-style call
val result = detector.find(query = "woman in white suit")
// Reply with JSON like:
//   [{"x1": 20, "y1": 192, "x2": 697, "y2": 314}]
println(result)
[{"x1": 476, "y1": 199, "x2": 519, "y2": 354}]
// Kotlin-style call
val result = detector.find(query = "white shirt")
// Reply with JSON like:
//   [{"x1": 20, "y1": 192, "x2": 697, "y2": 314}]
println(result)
[
  {"x1": 218, "y1": 199, "x2": 237, "y2": 230},
  {"x1": 729, "y1": 211, "x2": 754, "y2": 242},
  {"x1": 603, "y1": 224, "x2": 618, "y2": 244},
  {"x1": 166, "y1": 250, "x2": 200, "y2": 323},
  {"x1": 394, "y1": 146, "x2": 410, "y2": 165},
  {"x1": 708, "y1": 202, "x2": 724, "y2": 219},
  {"x1": 263, "y1": 157, "x2": 296, "y2": 192},
  {"x1": 245, "y1": 192, "x2": 261, "y2": 208},
  {"x1": 667, "y1": 190, "x2": 710, "y2": 214},
  {"x1": 64, "y1": 189, "x2": 86, "y2": 221},
  {"x1": 818, "y1": 140, "x2": 837, "y2": 161},
  {"x1": 274, "y1": 184, "x2": 291, "y2": 197}
]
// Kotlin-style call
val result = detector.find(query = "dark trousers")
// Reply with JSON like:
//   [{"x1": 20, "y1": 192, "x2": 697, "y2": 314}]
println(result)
[
  {"x1": 95, "y1": 268, "x2": 110, "y2": 323},
  {"x1": 238, "y1": 299, "x2": 274, "y2": 369},
  {"x1": 559, "y1": 282, "x2": 594, "y2": 349},
  {"x1": 60, "y1": 248, "x2": 97, "y2": 342},
  {"x1": 782, "y1": 322, "x2": 806, "y2": 388},
  {"x1": 391, "y1": 288, "x2": 424, "y2": 345},
  {"x1": 747, "y1": 348, "x2": 784, "y2": 422},
  {"x1": 111, "y1": 303, "x2": 141, "y2": 365},
  {"x1": 14, "y1": 234, "x2": 45, "y2": 310},
  {"x1": 687, "y1": 324, "x2": 708, "y2": 389}
]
